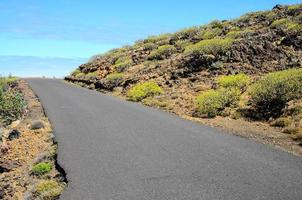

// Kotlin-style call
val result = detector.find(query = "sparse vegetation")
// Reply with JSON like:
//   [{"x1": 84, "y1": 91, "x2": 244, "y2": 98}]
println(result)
[
  {"x1": 31, "y1": 162, "x2": 52, "y2": 176},
  {"x1": 127, "y1": 81, "x2": 163, "y2": 101},
  {"x1": 148, "y1": 45, "x2": 177, "y2": 60}
]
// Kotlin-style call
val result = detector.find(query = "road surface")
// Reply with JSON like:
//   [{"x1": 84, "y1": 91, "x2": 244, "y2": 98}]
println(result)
[{"x1": 27, "y1": 78, "x2": 302, "y2": 200}]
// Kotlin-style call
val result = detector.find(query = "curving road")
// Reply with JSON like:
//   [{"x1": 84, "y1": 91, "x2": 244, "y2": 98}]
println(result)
[{"x1": 27, "y1": 78, "x2": 302, "y2": 200}]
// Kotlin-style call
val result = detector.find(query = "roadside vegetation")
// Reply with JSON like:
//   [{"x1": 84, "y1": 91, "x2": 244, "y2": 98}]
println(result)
[
  {"x1": 0, "y1": 76, "x2": 25, "y2": 126},
  {"x1": 0, "y1": 79, "x2": 66, "y2": 199}
]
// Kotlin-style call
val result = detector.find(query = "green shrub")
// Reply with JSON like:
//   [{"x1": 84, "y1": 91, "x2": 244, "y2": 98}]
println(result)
[
  {"x1": 34, "y1": 180, "x2": 64, "y2": 200},
  {"x1": 127, "y1": 81, "x2": 163, "y2": 101},
  {"x1": 71, "y1": 69, "x2": 81, "y2": 76},
  {"x1": 217, "y1": 74, "x2": 251, "y2": 90},
  {"x1": 106, "y1": 73, "x2": 124, "y2": 81},
  {"x1": 196, "y1": 88, "x2": 240, "y2": 118},
  {"x1": 171, "y1": 27, "x2": 199, "y2": 40},
  {"x1": 31, "y1": 162, "x2": 52, "y2": 176},
  {"x1": 288, "y1": 4, "x2": 302, "y2": 10},
  {"x1": 271, "y1": 117, "x2": 292, "y2": 127},
  {"x1": 142, "y1": 42, "x2": 158, "y2": 50},
  {"x1": 86, "y1": 71, "x2": 98, "y2": 79},
  {"x1": 113, "y1": 57, "x2": 132, "y2": 72},
  {"x1": 249, "y1": 68, "x2": 302, "y2": 119},
  {"x1": 271, "y1": 18, "x2": 301, "y2": 32},
  {"x1": 184, "y1": 38, "x2": 234, "y2": 56},
  {"x1": 148, "y1": 45, "x2": 177, "y2": 60},
  {"x1": 196, "y1": 90, "x2": 224, "y2": 117},
  {"x1": 75, "y1": 72, "x2": 85, "y2": 78},
  {"x1": 143, "y1": 34, "x2": 171, "y2": 44},
  {"x1": 174, "y1": 40, "x2": 192, "y2": 51},
  {"x1": 226, "y1": 29, "x2": 254, "y2": 39},
  {"x1": 199, "y1": 27, "x2": 223, "y2": 39}
]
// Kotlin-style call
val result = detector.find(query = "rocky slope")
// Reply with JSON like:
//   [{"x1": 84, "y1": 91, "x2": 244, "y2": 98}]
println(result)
[{"x1": 66, "y1": 4, "x2": 302, "y2": 154}]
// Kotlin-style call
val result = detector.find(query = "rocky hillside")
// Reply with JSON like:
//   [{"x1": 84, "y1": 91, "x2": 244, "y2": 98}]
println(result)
[{"x1": 66, "y1": 4, "x2": 302, "y2": 149}]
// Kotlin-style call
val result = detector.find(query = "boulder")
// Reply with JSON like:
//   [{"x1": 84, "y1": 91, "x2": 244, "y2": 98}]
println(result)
[
  {"x1": 30, "y1": 120, "x2": 45, "y2": 130},
  {"x1": 7, "y1": 129, "x2": 21, "y2": 141}
]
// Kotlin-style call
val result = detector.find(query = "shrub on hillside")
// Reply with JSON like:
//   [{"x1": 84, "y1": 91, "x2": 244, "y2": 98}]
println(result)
[
  {"x1": 142, "y1": 34, "x2": 171, "y2": 44},
  {"x1": 148, "y1": 45, "x2": 177, "y2": 60},
  {"x1": 127, "y1": 81, "x2": 163, "y2": 101},
  {"x1": 113, "y1": 57, "x2": 132, "y2": 72},
  {"x1": 175, "y1": 40, "x2": 192, "y2": 51},
  {"x1": 217, "y1": 74, "x2": 251, "y2": 90},
  {"x1": 86, "y1": 71, "x2": 98, "y2": 79},
  {"x1": 106, "y1": 72, "x2": 124, "y2": 81},
  {"x1": 199, "y1": 27, "x2": 223, "y2": 39},
  {"x1": 142, "y1": 42, "x2": 158, "y2": 51},
  {"x1": 196, "y1": 88, "x2": 240, "y2": 118},
  {"x1": 288, "y1": 4, "x2": 302, "y2": 10},
  {"x1": 248, "y1": 68, "x2": 302, "y2": 119},
  {"x1": 226, "y1": 29, "x2": 254, "y2": 39},
  {"x1": 171, "y1": 27, "x2": 200, "y2": 40},
  {"x1": 184, "y1": 38, "x2": 234, "y2": 56},
  {"x1": 271, "y1": 18, "x2": 301, "y2": 32},
  {"x1": 71, "y1": 68, "x2": 81, "y2": 77}
]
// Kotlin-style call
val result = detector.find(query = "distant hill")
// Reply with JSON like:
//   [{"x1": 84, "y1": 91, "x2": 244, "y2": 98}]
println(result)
[{"x1": 66, "y1": 4, "x2": 302, "y2": 143}]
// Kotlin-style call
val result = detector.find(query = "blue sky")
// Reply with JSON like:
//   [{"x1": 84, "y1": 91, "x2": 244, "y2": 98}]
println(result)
[{"x1": 0, "y1": 0, "x2": 300, "y2": 77}]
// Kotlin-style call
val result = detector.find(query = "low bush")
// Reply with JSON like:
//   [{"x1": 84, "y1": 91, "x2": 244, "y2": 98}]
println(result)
[
  {"x1": 71, "y1": 68, "x2": 81, "y2": 76},
  {"x1": 106, "y1": 73, "x2": 124, "y2": 81},
  {"x1": 31, "y1": 162, "x2": 52, "y2": 176},
  {"x1": 127, "y1": 81, "x2": 163, "y2": 101},
  {"x1": 184, "y1": 38, "x2": 234, "y2": 56},
  {"x1": 271, "y1": 18, "x2": 301, "y2": 32},
  {"x1": 271, "y1": 117, "x2": 292, "y2": 127},
  {"x1": 288, "y1": 4, "x2": 302, "y2": 10},
  {"x1": 148, "y1": 45, "x2": 177, "y2": 60},
  {"x1": 196, "y1": 88, "x2": 240, "y2": 118},
  {"x1": 113, "y1": 57, "x2": 132, "y2": 72},
  {"x1": 226, "y1": 29, "x2": 254, "y2": 39},
  {"x1": 33, "y1": 180, "x2": 64, "y2": 199},
  {"x1": 86, "y1": 71, "x2": 98, "y2": 79},
  {"x1": 248, "y1": 68, "x2": 302, "y2": 119},
  {"x1": 174, "y1": 40, "x2": 192, "y2": 51},
  {"x1": 74, "y1": 72, "x2": 85, "y2": 78},
  {"x1": 142, "y1": 42, "x2": 158, "y2": 51},
  {"x1": 199, "y1": 27, "x2": 223, "y2": 39},
  {"x1": 171, "y1": 27, "x2": 200, "y2": 40},
  {"x1": 142, "y1": 34, "x2": 171, "y2": 44},
  {"x1": 217, "y1": 74, "x2": 251, "y2": 90}
]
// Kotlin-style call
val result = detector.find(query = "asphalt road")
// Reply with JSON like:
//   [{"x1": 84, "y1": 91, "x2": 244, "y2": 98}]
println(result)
[{"x1": 27, "y1": 78, "x2": 302, "y2": 200}]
